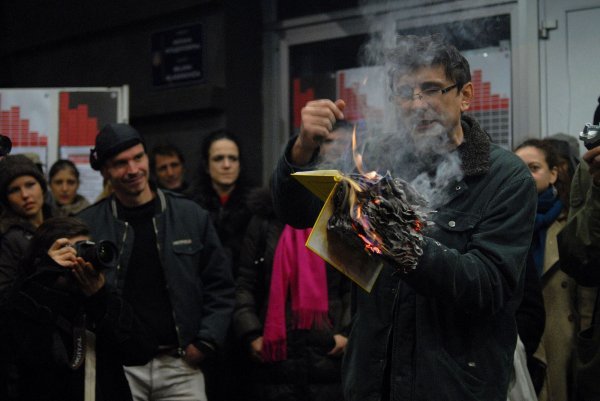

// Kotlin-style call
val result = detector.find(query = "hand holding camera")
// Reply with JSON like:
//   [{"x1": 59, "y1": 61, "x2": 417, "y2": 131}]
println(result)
[
  {"x1": 579, "y1": 124, "x2": 600, "y2": 186},
  {"x1": 48, "y1": 237, "x2": 118, "y2": 296}
]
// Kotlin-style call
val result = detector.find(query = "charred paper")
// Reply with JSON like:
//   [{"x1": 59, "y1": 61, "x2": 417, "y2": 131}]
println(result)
[{"x1": 327, "y1": 172, "x2": 427, "y2": 272}]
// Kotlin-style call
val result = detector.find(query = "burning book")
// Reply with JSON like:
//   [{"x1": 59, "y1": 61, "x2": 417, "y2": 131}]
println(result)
[
  {"x1": 292, "y1": 169, "x2": 427, "y2": 292},
  {"x1": 291, "y1": 124, "x2": 427, "y2": 291},
  {"x1": 328, "y1": 172, "x2": 426, "y2": 271}
]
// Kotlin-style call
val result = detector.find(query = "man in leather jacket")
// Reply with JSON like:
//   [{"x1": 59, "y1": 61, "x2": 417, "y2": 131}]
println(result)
[{"x1": 78, "y1": 123, "x2": 234, "y2": 401}]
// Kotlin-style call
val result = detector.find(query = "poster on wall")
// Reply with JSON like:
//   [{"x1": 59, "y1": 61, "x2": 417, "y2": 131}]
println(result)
[
  {"x1": 58, "y1": 90, "x2": 121, "y2": 203},
  {"x1": 0, "y1": 89, "x2": 54, "y2": 167},
  {"x1": 463, "y1": 45, "x2": 512, "y2": 149},
  {"x1": 0, "y1": 87, "x2": 128, "y2": 203}
]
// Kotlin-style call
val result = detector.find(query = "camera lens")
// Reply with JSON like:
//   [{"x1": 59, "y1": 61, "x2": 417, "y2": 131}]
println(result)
[{"x1": 97, "y1": 243, "x2": 111, "y2": 263}]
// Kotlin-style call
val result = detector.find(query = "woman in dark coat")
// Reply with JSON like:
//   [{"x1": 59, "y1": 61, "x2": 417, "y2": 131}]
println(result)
[
  {"x1": 233, "y1": 187, "x2": 352, "y2": 401},
  {"x1": 0, "y1": 216, "x2": 157, "y2": 401},
  {"x1": 190, "y1": 130, "x2": 255, "y2": 401},
  {"x1": 190, "y1": 130, "x2": 254, "y2": 274},
  {"x1": 0, "y1": 154, "x2": 57, "y2": 297}
]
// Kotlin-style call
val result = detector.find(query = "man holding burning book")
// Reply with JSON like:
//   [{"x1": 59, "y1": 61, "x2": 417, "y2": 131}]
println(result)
[{"x1": 271, "y1": 34, "x2": 537, "y2": 401}]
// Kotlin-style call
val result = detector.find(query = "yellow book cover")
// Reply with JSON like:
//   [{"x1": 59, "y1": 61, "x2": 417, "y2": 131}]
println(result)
[{"x1": 292, "y1": 170, "x2": 383, "y2": 292}]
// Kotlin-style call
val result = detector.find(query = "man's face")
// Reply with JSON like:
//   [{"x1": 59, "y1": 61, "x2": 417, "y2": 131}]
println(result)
[
  {"x1": 392, "y1": 65, "x2": 472, "y2": 153},
  {"x1": 154, "y1": 153, "x2": 184, "y2": 190},
  {"x1": 207, "y1": 138, "x2": 240, "y2": 191},
  {"x1": 102, "y1": 144, "x2": 151, "y2": 199}
]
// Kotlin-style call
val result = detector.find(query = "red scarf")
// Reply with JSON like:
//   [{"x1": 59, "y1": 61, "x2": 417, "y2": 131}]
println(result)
[{"x1": 262, "y1": 225, "x2": 329, "y2": 362}]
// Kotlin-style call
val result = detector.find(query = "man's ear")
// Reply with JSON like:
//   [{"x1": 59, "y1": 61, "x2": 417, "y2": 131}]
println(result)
[
  {"x1": 100, "y1": 166, "x2": 109, "y2": 181},
  {"x1": 460, "y1": 82, "x2": 474, "y2": 112}
]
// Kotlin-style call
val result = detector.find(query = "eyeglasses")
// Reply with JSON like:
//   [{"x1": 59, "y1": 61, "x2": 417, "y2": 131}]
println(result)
[{"x1": 391, "y1": 84, "x2": 458, "y2": 104}]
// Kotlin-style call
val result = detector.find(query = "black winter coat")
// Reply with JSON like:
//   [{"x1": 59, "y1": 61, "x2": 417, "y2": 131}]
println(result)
[
  {"x1": 0, "y1": 257, "x2": 158, "y2": 401},
  {"x1": 233, "y1": 188, "x2": 352, "y2": 401},
  {"x1": 0, "y1": 205, "x2": 59, "y2": 297},
  {"x1": 0, "y1": 216, "x2": 36, "y2": 297},
  {"x1": 192, "y1": 183, "x2": 253, "y2": 275}
]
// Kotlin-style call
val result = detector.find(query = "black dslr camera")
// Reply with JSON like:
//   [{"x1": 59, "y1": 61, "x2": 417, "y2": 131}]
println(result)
[
  {"x1": 580, "y1": 123, "x2": 600, "y2": 150},
  {"x1": 74, "y1": 240, "x2": 118, "y2": 271},
  {"x1": 0, "y1": 134, "x2": 12, "y2": 157}
]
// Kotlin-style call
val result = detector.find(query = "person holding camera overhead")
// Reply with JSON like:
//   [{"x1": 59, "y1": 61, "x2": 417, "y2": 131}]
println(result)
[
  {"x1": 0, "y1": 216, "x2": 158, "y2": 401},
  {"x1": 558, "y1": 110, "x2": 600, "y2": 400},
  {"x1": 77, "y1": 123, "x2": 234, "y2": 401},
  {"x1": 0, "y1": 154, "x2": 59, "y2": 298}
]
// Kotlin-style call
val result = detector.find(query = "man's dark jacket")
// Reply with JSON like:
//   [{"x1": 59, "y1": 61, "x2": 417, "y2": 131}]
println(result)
[
  {"x1": 77, "y1": 189, "x2": 235, "y2": 353},
  {"x1": 271, "y1": 115, "x2": 537, "y2": 401}
]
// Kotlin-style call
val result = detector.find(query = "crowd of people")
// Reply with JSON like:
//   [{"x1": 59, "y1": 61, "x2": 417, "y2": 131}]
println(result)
[{"x1": 0, "y1": 33, "x2": 599, "y2": 401}]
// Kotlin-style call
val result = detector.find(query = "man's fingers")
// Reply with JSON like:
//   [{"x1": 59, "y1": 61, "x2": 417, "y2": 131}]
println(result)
[
  {"x1": 334, "y1": 99, "x2": 346, "y2": 118},
  {"x1": 302, "y1": 99, "x2": 345, "y2": 127}
]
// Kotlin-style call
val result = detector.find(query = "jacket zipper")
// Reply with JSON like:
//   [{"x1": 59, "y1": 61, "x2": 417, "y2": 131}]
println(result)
[
  {"x1": 153, "y1": 217, "x2": 185, "y2": 356},
  {"x1": 116, "y1": 222, "x2": 129, "y2": 284}
]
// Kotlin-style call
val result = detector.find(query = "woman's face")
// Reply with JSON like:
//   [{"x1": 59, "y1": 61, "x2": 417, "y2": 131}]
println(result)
[
  {"x1": 6, "y1": 175, "x2": 45, "y2": 221},
  {"x1": 515, "y1": 146, "x2": 558, "y2": 193},
  {"x1": 50, "y1": 168, "x2": 79, "y2": 205},
  {"x1": 207, "y1": 138, "x2": 240, "y2": 192}
]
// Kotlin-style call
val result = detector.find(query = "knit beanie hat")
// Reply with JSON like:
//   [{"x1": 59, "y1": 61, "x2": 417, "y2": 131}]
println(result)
[
  {"x1": 90, "y1": 123, "x2": 144, "y2": 171},
  {"x1": 0, "y1": 154, "x2": 47, "y2": 205}
]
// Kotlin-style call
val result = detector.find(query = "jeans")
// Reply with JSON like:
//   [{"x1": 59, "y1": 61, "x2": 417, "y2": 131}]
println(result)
[{"x1": 124, "y1": 354, "x2": 207, "y2": 401}]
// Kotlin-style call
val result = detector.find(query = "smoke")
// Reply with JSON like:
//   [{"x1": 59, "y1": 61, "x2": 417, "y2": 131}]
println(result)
[{"x1": 321, "y1": 2, "x2": 468, "y2": 211}]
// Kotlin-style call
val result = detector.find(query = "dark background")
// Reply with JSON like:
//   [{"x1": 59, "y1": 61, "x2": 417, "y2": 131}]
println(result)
[{"x1": 0, "y1": 0, "x2": 263, "y2": 187}]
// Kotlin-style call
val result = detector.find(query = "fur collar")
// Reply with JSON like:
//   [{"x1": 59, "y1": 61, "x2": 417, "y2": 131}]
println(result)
[{"x1": 458, "y1": 114, "x2": 491, "y2": 177}]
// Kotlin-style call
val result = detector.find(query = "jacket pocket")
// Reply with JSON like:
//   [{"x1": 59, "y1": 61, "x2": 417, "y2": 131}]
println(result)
[
  {"x1": 428, "y1": 209, "x2": 480, "y2": 252},
  {"x1": 172, "y1": 238, "x2": 203, "y2": 255}
]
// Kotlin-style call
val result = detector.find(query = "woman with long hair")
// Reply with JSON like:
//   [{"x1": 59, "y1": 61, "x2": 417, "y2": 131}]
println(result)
[{"x1": 191, "y1": 129, "x2": 254, "y2": 274}]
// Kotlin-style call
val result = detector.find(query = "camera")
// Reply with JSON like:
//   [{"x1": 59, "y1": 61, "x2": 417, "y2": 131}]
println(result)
[
  {"x1": 579, "y1": 123, "x2": 600, "y2": 150},
  {"x1": 0, "y1": 134, "x2": 12, "y2": 157},
  {"x1": 74, "y1": 240, "x2": 118, "y2": 271}
]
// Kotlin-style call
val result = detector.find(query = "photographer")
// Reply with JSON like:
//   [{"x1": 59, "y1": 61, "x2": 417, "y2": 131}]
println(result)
[
  {"x1": 558, "y1": 114, "x2": 600, "y2": 400},
  {"x1": 0, "y1": 217, "x2": 157, "y2": 401},
  {"x1": 559, "y1": 127, "x2": 600, "y2": 284}
]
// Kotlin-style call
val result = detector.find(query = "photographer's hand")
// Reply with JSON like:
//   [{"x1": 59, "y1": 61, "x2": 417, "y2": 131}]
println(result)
[
  {"x1": 71, "y1": 257, "x2": 105, "y2": 297},
  {"x1": 48, "y1": 238, "x2": 78, "y2": 268}
]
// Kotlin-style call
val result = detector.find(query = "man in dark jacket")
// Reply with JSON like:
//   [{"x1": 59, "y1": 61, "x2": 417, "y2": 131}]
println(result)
[
  {"x1": 271, "y1": 34, "x2": 537, "y2": 401},
  {"x1": 78, "y1": 123, "x2": 234, "y2": 401}
]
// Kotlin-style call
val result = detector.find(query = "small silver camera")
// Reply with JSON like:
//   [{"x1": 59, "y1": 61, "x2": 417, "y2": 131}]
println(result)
[{"x1": 580, "y1": 123, "x2": 600, "y2": 150}]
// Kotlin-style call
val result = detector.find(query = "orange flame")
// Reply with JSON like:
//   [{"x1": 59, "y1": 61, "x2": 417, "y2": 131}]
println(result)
[{"x1": 351, "y1": 124, "x2": 364, "y2": 175}]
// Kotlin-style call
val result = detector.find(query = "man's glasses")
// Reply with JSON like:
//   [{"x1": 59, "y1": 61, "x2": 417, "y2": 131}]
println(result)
[{"x1": 391, "y1": 84, "x2": 458, "y2": 104}]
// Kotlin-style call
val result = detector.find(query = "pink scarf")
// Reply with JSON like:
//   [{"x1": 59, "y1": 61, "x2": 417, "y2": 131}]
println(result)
[{"x1": 262, "y1": 225, "x2": 329, "y2": 362}]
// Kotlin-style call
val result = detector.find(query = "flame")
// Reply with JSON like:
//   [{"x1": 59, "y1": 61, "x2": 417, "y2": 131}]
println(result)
[
  {"x1": 343, "y1": 124, "x2": 387, "y2": 255},
  {"x1": 351, "y1": 124, "x2": 364, "y2": 175},
  {"x1": 351, "y1": 124, "x2": 378, "y2": 180}
]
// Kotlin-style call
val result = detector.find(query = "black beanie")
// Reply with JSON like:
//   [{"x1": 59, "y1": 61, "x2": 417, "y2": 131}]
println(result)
[
  {"x1": 90, "y1": 123, "x2": 144, "y2": 170},
  {"x1": 0, "y1": 154, "x2": 47, "y2": 205}
]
